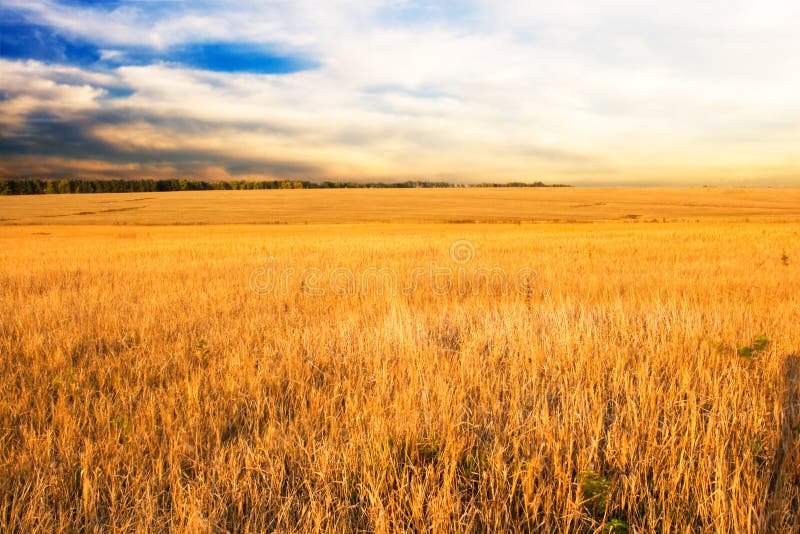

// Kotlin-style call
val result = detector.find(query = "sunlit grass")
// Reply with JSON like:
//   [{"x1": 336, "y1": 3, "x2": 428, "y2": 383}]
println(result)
[{"x1": 1, "y1": 220, "x2": 798, "y2": 531}]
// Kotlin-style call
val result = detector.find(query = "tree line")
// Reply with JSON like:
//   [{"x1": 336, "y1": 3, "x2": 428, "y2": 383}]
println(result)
[{"x1": 0, "y1": 178, "x2": 570, "y2": 195}]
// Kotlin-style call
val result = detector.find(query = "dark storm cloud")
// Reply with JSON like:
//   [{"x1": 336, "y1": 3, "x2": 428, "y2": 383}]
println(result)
[{"x1": 0, "y1": 109, "x2": 323, "y2": 178}]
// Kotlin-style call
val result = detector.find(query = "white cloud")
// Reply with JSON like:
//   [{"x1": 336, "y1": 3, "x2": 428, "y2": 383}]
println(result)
[
  {"x1": 2, "y1": 0, "x2": 800, "y2": 183},
  {"x1": 0, "y1": 60, "x2": 109, "y2": 129}
]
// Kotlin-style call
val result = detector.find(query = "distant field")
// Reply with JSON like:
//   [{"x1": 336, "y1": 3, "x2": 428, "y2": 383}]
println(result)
[
  {"x1": 1, "y1": 221, "x2": 799, "y2": 531},
  {"x1": 1, "y1": 187, "x2": 799, "y2": 224}
]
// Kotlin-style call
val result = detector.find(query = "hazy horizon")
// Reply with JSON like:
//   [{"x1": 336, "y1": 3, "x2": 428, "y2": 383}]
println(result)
[{"x1": 1, "y1": 1, "x2": 799, "y2": 186}]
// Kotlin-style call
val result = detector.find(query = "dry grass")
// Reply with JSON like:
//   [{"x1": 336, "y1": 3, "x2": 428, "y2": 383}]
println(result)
[
  {"x1": 1, "y1": 187, "x2": 800, "y2": 225},
  {"x1": 1, "y1": 219, "x2": 799, "y2": 532}
]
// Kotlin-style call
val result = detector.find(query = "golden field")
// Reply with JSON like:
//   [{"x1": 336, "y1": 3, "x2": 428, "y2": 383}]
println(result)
[
  {"x1": 2, "y1": 187, "x2": 800, "y2": 225},
  {"x1": 1, "y1": 189, "x2": 799, "y2": 532}
]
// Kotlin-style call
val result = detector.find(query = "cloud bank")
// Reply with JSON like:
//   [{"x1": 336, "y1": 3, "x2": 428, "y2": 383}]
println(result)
[{"x1": 1, "y1": 0, "x2": 799, "y2": 185}]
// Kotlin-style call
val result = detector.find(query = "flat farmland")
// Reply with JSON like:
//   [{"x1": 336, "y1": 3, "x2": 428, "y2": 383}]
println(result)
[
  {"x1": 1, "y1": 187, "x2": 800, "y2": 225},
  {"x1": 1, "y1": 189, "x2": 799, "y2": 532}
]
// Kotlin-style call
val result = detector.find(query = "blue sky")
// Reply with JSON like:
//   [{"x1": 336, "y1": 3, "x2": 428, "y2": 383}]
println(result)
[
  {"x1": 1, "y1": 0, "x2": 799, "y2": 184},
  {"x1": 0, "y1": 10, "x2": 315, "y2": 73}
]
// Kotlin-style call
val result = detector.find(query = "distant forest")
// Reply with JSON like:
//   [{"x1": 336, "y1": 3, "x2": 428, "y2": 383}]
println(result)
[{"x1": 0, "y1": 179, "x2": 570, "y2": 195}]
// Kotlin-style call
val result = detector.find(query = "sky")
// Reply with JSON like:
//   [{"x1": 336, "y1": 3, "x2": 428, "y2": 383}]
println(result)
[{"x1": 1, "y1": 1, "x2": 799, "y2": 185}]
